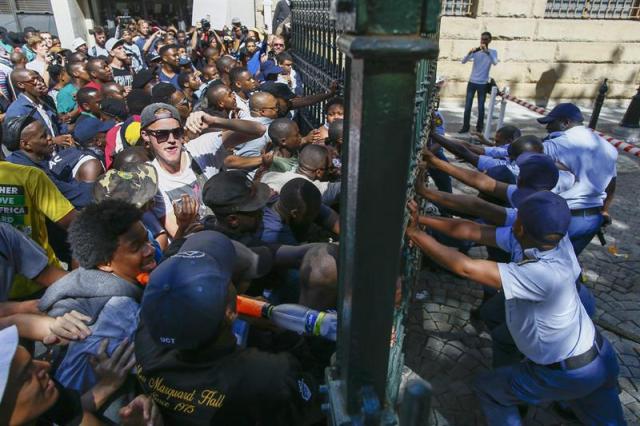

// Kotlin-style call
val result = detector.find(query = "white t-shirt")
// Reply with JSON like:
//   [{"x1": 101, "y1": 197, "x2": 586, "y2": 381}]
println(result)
[
  {"x1": 496, "y1": 231, "x2": 594, "y2": 364},
  {"x1": 152, "y1": 132, "x2": 226, "y2": 220},
  {"x1": 543, "y1": 125, "x2": 618, "y2": 209},
  {"x1": 234, "y1": 92, "x2": 251, "y2": 119},
  {"x1": 26, "y1": 59, "x2": 47, "y2": 79}
]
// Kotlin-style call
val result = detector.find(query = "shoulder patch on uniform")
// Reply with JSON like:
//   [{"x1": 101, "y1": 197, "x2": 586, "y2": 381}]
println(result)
[{"x1": 297, "y1": 378, "x2": 312, "y2": 401}]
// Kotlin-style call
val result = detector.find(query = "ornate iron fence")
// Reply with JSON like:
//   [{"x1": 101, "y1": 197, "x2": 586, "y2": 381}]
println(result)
[
  {"x1": 290, "y1": 0, "x2": 345, "y2": 132},
  {"x1": 290, "y1": 0, "x2": 441, "y2": 408}
]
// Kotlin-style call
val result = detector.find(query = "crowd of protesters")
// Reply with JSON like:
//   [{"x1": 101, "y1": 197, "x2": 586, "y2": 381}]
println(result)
[
  {"x1": 0, "y1": 13, "x2": 344, "y2": 425},
  {"x1": 0, "y1": 14, "x2": 628, "y2": 426}
]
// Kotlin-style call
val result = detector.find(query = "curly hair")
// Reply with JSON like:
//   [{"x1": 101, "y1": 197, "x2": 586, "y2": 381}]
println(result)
[{"x1": 68, "y1": 200, "x2": 143, "y2": 269}]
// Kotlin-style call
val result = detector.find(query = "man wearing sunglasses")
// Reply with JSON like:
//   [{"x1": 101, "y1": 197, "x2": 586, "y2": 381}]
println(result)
[
  {"x1": 5, "y1": 69, "x2": 73, "y2": 147},
  {"x1": 141, "y1": 103, "x2": 267, "y2": 238}
]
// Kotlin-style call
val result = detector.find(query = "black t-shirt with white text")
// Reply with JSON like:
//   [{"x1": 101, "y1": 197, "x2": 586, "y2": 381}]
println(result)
[
  {"x1": 111, "y1": 65, "x2": 133, "y2": 88},
  {"x1": 134, "y1": 319, "x2": 319, "y2": 426}
]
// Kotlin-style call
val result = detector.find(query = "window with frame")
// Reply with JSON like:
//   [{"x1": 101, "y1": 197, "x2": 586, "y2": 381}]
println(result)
[
  {"x1": 441, "y1": 0, "x2": 475, "y2": 17},
  {"x1": 545, "y1": 0, "x2": 640, "y2": 20}
]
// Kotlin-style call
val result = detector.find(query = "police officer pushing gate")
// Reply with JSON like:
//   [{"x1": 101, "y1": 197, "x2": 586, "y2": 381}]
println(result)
[{"x1": 407, "y1": 191, "x2": 626, "y2": 425}]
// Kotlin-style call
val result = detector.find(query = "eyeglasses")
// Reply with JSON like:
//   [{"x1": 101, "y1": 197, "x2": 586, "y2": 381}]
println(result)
[
  {"x1": 273, "y1": 43, "x2": 285, "y2": 47},
  {"x1": 22, "y1": 76, "x2": 44, "y2": 86},
  {"x1": 146, "y1": 127, "x2": 184, "y2": 143}
]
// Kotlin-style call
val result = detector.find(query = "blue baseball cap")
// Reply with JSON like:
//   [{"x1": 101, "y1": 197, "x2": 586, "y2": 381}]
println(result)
[
  {"x1": 517, "y1": 191, "x2": 571, "y2": 244},
  {"x1": 73, "y1": 116, "x2": 115, "y2": 146},
  {"x1": 536, "y1": 103, "x2": 584, "y2": 124},
  {"x1": 511, "y1": 152, "x2": 559, "y2": 207},
  {"x1": 140, "y1": 231, "x2": 236, "y2": 350}
]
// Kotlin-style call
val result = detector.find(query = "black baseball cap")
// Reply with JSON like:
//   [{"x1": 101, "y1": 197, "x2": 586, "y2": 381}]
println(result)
[
  {"x1": 259, "y1": 81, "x2": 295, "y2": 100},
  {"x1": 132, "y1": 69, "x2": 156, "y2": 89},
  {"x1": 202, "y1": 170, "x2": 271, "y2": 215}
]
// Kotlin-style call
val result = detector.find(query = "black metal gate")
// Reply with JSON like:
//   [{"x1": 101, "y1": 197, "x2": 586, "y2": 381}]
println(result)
[{"x1": 290, "y1": 0, "x2": 442, "y2": 422}]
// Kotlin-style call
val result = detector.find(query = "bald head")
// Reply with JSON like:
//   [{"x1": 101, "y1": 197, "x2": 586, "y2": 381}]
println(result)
[
  {"x1": 68, "y1": 51, "x2": 87, "y2": 64},
  {"x1": 268, "y1": 118, "x2": 297, "y2": 145},
  {"x1": 249, "y1": 91, "x2": 277, "y2": 111},
  {"x1": 10, "y1": 51, "x2": 26, "y2": 68},
  {"x1": 76, "y1": 87, "x2": 99, "y2": 108},
  {"x1": 102, "y1": 82, "x2": 125, "y2": 99},
  {"x1": 299, "y1": 144, "x2": 330, "y2": 170},
  {"x1": 10, "y1": 68, "x2": 32, "y2": 86},
  {"x1": 299, "y1": 243, "x2": 339, "y2": 311},
  {"x1": 206, "y1": 83, "x2": 231, "y2": 106},
  {"x1": 508, "y1": 135, "x2": 543, "y2": 160},
  {"x1": 215, "y1": 55, "x2": 237, "y2": 76}
]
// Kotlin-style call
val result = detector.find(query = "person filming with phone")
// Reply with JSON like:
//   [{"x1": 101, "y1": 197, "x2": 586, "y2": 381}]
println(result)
[{"x1": 460, "y1": 31, "x2": 498, "y2": 134}]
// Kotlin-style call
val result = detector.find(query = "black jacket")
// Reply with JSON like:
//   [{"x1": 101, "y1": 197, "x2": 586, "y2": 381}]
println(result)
[{"x1": 272, "y1": 0, "x2": 291, "y2": 32}]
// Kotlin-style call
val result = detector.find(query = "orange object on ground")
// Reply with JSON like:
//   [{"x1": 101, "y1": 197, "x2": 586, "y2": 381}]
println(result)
[{"x1": 236, "y1": 296, "x2": 268, "y2": 318}]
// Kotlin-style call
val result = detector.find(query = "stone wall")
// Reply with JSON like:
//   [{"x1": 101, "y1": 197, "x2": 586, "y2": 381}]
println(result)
[{"x1": 437, "y1": 0, "x2": 640, "y2": 104}]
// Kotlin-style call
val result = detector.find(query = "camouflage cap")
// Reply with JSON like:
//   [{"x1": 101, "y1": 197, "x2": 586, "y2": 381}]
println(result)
[{"x1": 93, "y1": 163, "x2": 158, "y2": 208}]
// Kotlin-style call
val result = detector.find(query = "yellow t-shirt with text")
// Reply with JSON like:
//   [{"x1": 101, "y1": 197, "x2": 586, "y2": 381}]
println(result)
[{"x1": 0, "y1": 162, "x2": 74, "y2": 298}]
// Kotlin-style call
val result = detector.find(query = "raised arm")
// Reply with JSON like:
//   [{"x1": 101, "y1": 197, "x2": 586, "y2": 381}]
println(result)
[
  {"x1": 431, "y1": 133, "x2": 480, "y2": 166},
  {"x1": 290, "y1": 81, "x2": 338, "y2": 109},
  {"x1": 406, "y1": 201, "x2": 501, "y2": 288},
  {"x1": 423, "y1": 149, "x2": 509, "y2": 201},
  {"x1": 185, "y1": 112, "x2": 266, "y2": 148},
  {"x1": 418, "y1": 187, "x2": 507, "y2": 226},
  {"x1": 224, "y1": 153, "x2": 269, "y2": 170}
]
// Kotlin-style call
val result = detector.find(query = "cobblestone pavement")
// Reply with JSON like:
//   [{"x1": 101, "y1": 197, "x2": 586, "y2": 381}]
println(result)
[{"x1": 404, "y1": 101, "x2": 640, "y2": 425}]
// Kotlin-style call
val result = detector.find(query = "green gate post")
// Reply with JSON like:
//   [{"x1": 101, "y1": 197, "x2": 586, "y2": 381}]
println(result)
[{"x1": 330, "y1": 0, "x2": 439, "y2": 420}]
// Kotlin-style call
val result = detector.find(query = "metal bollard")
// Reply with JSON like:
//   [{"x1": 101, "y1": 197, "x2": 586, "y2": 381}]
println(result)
[
  {"x1": 589, "y1": 79, "x2": 608, "y2": 129},
  {"x1": 497, "y1": 86, "x2": 509, "y2": 131},
  {"x1": 483, "y1": 85, "x2": 498, "y2": 140},
  {"x1": 620, "y1": 85, "x2": 640, "y2": 129}
]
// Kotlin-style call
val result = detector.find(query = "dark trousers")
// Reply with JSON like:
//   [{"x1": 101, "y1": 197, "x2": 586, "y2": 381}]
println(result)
[
  {"x1": 462, "y1": 82, "x2": 488, "y2": 130},
  {"x1": 429, "y1": 147, "x2": 452, "y2": 194}
]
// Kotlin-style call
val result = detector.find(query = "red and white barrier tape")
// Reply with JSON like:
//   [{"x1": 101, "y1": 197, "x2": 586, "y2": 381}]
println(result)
[{"x1": 498, "y1": 92, "x2": 640, "y2": 158}]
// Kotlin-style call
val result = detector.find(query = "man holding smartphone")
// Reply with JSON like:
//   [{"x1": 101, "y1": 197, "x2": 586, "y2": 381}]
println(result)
[{"x1": 460, "y1": 31, "x2": 498, "y2": 134}]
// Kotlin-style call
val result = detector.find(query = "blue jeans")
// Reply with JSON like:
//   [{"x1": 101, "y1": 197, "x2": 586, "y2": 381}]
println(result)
[
  {"x1": 463, "y1": 82, "x2": 488, "y2": 130},
  {"x1": 474, "y1": 336, "x2": 626, "y2": 426},
  {"x1": 568, "y1": 212, "x2": 604, "y2": 256}
]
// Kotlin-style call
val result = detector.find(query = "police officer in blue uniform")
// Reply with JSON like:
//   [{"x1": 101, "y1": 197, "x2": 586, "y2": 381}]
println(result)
[
  {"x1": 538, "y1": 103, "x2": 618, "y2": 255},
  {"x1": 407, "y1": 191, "x2": 626, "y2": 425}
]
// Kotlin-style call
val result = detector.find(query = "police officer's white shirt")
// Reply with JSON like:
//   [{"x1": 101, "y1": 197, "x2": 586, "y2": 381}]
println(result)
[
  {"x1": 495, "y1": 229, "x2": 595, "y2": 364},
  {"x1": 543, "y1": 125, "x2": 618, "y2": 210},
  {"x1": 504, "y1": 171, "x2": 575, "y2": 208}
]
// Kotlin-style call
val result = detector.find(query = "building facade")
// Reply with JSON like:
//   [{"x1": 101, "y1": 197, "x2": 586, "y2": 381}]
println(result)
[
  {"x1": 0, "y1": 0, "x2": 269, "y2": 52},
  {"x1": 438, "y1": 0, "x2": 640, "y2": 103}
]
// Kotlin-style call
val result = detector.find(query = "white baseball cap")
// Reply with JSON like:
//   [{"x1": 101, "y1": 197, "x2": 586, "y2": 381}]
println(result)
[
  {"x1": 105, "y1": 37, "x2": 125, "y2": 52},
  {"x1": 72, "y1": 37, "x2": 87, "y2": 51},
  {"x1": 0, "y1": 325, "x2": 19, "y2": 403}
]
